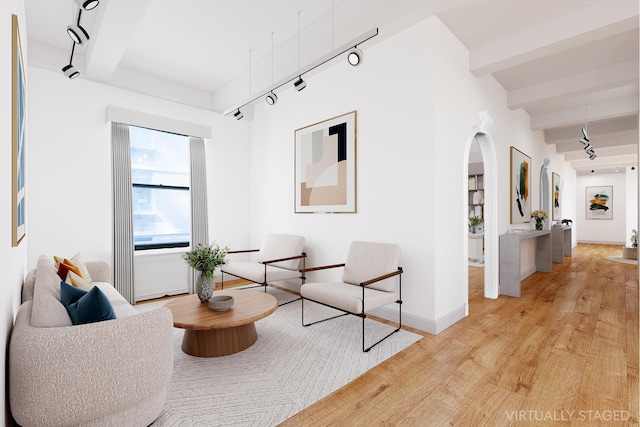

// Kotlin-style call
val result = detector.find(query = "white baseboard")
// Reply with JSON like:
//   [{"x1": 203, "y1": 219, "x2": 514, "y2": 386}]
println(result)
[{"x1": 369, "y1": 304, "x2": 466, "y2": 335}]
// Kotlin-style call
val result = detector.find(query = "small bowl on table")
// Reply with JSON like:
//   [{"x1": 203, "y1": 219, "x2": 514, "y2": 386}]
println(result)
[{"x1": 208, "y1": 295, "x2": 234, "y2": 311}]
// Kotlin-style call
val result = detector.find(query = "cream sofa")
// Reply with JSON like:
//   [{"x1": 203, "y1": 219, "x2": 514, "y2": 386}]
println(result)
[{"x1": 9, "y1": 256, "x2": 174, "y2": 427}]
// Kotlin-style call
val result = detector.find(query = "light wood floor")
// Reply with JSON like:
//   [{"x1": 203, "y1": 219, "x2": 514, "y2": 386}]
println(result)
[{"x1": 279, "y1": 243, "x2": 639, "y2": 426}]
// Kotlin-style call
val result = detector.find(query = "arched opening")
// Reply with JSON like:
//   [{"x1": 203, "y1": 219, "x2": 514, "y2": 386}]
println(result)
[{"x1": 462, "y1": 112, "x2": 498, "y2": 315}]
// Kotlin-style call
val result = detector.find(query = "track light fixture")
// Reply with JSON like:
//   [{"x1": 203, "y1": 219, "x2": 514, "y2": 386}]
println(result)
[
  {"x1": 265, "y1": 92, "x2": 278, "y2": 105},
  {"x1": 66, "y1": 23, "x2": 90, "y2": 45},
  {"x1": 222, "y1": 27, "x2": 378, "y2": 119},
  {"x1": 578, "y1": 105, "x2": 597, "y2": 160},
  {"x1": 233, "y1": 109, "x2": 244, "y2": 120},
  {"x1": 294, "y1": 77, "x2": 306, "y2": 92},
  {"x1": 75, "y1": 0, "x2": 99, "y2": 10},
  {"x1": 61, "y1": 1, "x2": 99, "y2": 79},
  {"x1": 347, "y1": 47, "x2": 363, "y2": 66}
]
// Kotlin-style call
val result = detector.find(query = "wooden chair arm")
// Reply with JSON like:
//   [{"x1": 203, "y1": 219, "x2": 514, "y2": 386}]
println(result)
[
  {"x1": 300, "y1": 263, "x2": 346, "y2": 273},
  {"x1": 261, "y1": 252, "x2": 307, "y2": 265},
  {"x1": 227, "y1": 249, "x2": 260, "y2": 254},
  {"x1": 361, "y1": 267, "x2": 403, "y2": 287}
]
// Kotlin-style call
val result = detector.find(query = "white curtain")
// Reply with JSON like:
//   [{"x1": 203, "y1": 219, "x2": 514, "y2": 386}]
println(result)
[
  {"x1": 111, "y1": 122, "x2": 135, "y2": 303},
  {"x1": 189, "y1": 136, "x2": 209, "y2": 293}
]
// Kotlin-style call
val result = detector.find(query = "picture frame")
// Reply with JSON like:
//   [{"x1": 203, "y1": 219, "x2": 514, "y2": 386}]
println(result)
[
  {"x1": 552, "y1": 172, "x2": 561, "y2": 221},
  {"x1": 294, "y1": 111, "x2": 356, "y2": 213},
  {"x1": 586, "y1": 185, "x2": 613, "y2": 220},
  {"x1": 510, "y1": 146, "x2": 531, "y2": 224},
  {"x1": 12, "y1": 15, "x2": 26, "y2": 246}
]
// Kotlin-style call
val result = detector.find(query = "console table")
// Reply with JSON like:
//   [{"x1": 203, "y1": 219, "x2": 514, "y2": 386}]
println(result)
[
  {"x1": 551, "y1": 225, "x2": 572, "y2": 263},
  {"x1": 499, "y1": 230, "x2": 551, "y2": 297}
]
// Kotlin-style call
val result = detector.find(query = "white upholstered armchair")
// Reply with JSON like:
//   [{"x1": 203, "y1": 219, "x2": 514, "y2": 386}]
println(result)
[
  {"x1": 300, "y1": 241, "x2": 403, "y2": 352},
  {"x1": 220, "y1": 233, "x2": 306, "y2": 305}
]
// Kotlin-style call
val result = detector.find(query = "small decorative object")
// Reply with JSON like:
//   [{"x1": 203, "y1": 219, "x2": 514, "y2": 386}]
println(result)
[
  {"x1": 468, "y1": 216, "x2": 482, "y2": 234},
  {"x1": 183, "y1": 242, "x2": 229, "y2": 303},
  {"x1": 631, "y1": 229, "x2": 637, "y2": 248},
  {"x1": 209, "y1": 295, "x2": 234, "y2": 312},
  {"x1": 531, "y1": 209, "x2": 548, "y2": 230}
]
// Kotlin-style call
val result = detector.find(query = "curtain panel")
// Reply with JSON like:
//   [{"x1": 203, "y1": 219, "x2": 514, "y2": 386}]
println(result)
[{"x1": 111, "y1": 122, "x2": 135, "y2": 303}]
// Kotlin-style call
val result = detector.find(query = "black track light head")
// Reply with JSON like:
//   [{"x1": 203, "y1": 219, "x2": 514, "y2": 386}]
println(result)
[
  {"x1": 62, "y1": 64, "x2": 80, "y2": 79},
  {"x1": 294, "y1": 77, "x2": 306, "y2": 92}
]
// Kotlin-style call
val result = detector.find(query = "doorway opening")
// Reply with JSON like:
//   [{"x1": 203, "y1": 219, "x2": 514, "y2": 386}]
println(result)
[{"x1": 463, "y1": 111, "x2": 499, "y2": 315}]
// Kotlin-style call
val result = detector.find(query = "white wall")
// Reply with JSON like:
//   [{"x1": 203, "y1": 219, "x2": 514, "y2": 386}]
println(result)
[
  {"x1": 2, "y1": 1, "x2": 29, "y2": 424},
  {"x1": 26, "y1": 67, "x2": 252, "y2": 270},
  {"x1": 246, "y1": 16, "x2": 578, "y2": 333},
  {"x1": 576, "y1": 172, "x2": 628, "y2": 244}
]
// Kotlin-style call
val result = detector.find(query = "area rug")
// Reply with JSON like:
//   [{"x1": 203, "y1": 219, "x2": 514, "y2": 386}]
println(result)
[
  {"x1": 137, "y1": 288, "x2": 422, "y2": 426},
  {"x1": 605, "y1": 256, "x2": 638, "y2": 265}
]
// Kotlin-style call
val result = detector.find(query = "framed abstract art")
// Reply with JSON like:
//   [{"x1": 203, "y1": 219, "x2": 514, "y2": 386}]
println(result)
[
  {"x1": 586, "y1": 185, "x2": 613, "y2": 220},
  {"x1": 510, "y1": 146, "x2": 531, "y2": 224},
  {"x1": 12, "y1": 15, "x2": 26, "y2": 246},
  {"x1": 294, "y1": 111, "x2": 356, "y2": 213},
  {"x1": 552, "y1": 172, "x2": 561, "y2": 221}
]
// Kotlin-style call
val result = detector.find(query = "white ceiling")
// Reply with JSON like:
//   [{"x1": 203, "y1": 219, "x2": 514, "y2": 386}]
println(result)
[{"x1": 26, "y1": 0, "x2": 639, "y2": 175}]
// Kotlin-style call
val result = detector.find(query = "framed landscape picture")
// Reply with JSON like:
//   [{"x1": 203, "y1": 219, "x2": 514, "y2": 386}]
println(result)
[
  {"x1": 12, "y1": 15, "x2": 26, "y2": 246},
  {"x1": 552, "y1": 172, "x2": 561, "y2": 221},
  {"x1": 586, "y1": 185, "x2": 613, "y2": 220},
  {"x1": 294, "y1": 111, "x2": 356, "y2": 213},
  {"x1": 510, "y1": 146, "x2": 531, "y2": 224}
]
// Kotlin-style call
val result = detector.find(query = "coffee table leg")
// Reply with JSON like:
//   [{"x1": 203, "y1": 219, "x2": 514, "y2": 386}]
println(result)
[{"x1": 181, "y1": 323, "x2": 258, "y2": 357}]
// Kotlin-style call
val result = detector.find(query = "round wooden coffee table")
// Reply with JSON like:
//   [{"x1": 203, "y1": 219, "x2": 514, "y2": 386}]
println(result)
[{"x1": 165, "y1": 289, "x2": 277, "y2": 357}]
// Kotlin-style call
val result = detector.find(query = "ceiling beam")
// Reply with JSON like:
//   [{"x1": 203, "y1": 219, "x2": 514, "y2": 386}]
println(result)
[
  {"x1": 530, "y1": 96, "x2": 639, "y2": 130},
  {"x1": 545, "y1": 116, "x2": 639, "y2": 143},
  {"x1": 508, "y1": 59, "x2": 639, "y2": 110},
  {"x1": 85, "y1": 0, "x2": 152, "y2": 82},
  {"x1": 554, "y1": 130, "x2": 638, "y2": 152},
  {"x1": 562, "y1": 144, "x2": 637, "y2": 161},
  {"x1": 469, "y1": 0, "x2": 639, "y2": 76}
]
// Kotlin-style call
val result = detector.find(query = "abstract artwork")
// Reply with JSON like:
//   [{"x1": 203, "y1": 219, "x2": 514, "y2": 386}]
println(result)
[
  {"x1": 295, "y1": 111, "x2": 356, "y2": 213},
  {"x1": 510, "y1": 146, "x2": 531, "y2": 224},
  {"x1": 552, "y1": 172, "x2": 561, "y2": 221},
  {"x1": 12, "y1": 15, "x2": 26, "y2": 246},
  {"x1": 586, "y1": 185, "x2": 613, "y2": 220}
]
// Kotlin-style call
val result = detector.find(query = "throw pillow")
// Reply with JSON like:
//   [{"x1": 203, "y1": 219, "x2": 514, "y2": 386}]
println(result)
[
  {"x1": 65, "y1": 271, "x2": 93, "y2": 291},
  {"x1": 60, "y1": 282, "x2": 117, "y2": 325},
  {"x1": 56, "y1": 260, "x2": 82, "y2": 281},
  {"x1": 54, "y1": 253, "x2": 92, "y2": 282}
]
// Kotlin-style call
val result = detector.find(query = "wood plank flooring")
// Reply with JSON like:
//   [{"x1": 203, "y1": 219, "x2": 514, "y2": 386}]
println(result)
[{"x1": 279, "y1": 243, "x2": 639, "y2": 426}]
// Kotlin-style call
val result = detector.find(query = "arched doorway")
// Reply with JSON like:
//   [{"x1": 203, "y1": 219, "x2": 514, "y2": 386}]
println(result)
[{"x1": 463, "y1": 111, "x2": 498, "y2": 314}]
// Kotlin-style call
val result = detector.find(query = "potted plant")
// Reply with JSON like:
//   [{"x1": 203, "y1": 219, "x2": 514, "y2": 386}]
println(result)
[
  {"x1": 531, "y1": 209, "x2": 548, "y2": 230},
  {"x1": 631, "y1": 229, "x2": 638, "y2": 248},
  {"x1": 468, "y1": 216, "x2": 482, "y2": 234},
  {"x1": 183, "y1": 242, "x2": 229, "y2": 302}
]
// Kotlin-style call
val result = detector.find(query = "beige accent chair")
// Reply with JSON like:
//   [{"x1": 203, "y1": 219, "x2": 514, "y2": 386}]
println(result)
[
  {"x1": 221, "y1": 233, "x2": 306, "y2": 305},
  {"x1": 300, "y1": 241, "x2": 403, "y2": 352}
]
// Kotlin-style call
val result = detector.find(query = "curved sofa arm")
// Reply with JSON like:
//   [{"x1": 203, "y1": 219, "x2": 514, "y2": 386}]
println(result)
[
  {"x1": 10, "y1": 302, "x2": 174, "y2": 427},
  {"x1": 86, "y1": 261, "x2": 111, "y2": 283}
]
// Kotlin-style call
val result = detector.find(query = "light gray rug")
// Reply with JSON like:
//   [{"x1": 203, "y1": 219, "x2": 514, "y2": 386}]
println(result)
[
  {"x1": 605, "y1": 256, "x2": 638, "y2": 265},
  {"x1": 138, "y1": 288, "x2": 422, "y2": 426}
]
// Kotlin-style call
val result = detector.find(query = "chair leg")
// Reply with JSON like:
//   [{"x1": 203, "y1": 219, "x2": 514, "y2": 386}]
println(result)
[{"x1": 362, "y1": 300, "x2": 402, "y2": 353}]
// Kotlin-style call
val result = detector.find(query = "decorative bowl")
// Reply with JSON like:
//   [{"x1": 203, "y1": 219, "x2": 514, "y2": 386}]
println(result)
[{"x1": 208, "y1": 295, "x2": 234, "y2": 311}]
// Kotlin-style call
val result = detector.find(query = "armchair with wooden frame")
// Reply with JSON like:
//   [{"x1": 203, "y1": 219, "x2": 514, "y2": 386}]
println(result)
[
  {"x1": 220, "y1": 233, "x2": 306, "y2": 306},
  {"x1": 300, "y1": 241, "x2": 403, "y2": 352}
]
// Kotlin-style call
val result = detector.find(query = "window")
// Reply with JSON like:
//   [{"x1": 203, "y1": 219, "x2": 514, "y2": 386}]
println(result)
[{"x1": 130, "y1": 126, "x2": 190, "y2": 250}]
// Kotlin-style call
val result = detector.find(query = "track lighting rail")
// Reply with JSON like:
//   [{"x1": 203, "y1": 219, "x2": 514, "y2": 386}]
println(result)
[{"x1": 223, "y1": 27, "x2": 378, "y2": 118}]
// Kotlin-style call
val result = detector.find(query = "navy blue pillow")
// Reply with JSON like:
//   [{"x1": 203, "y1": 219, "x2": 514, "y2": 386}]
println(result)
[{"x1": 60, "y1": 282, "x2": 117, "y2": 325}]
